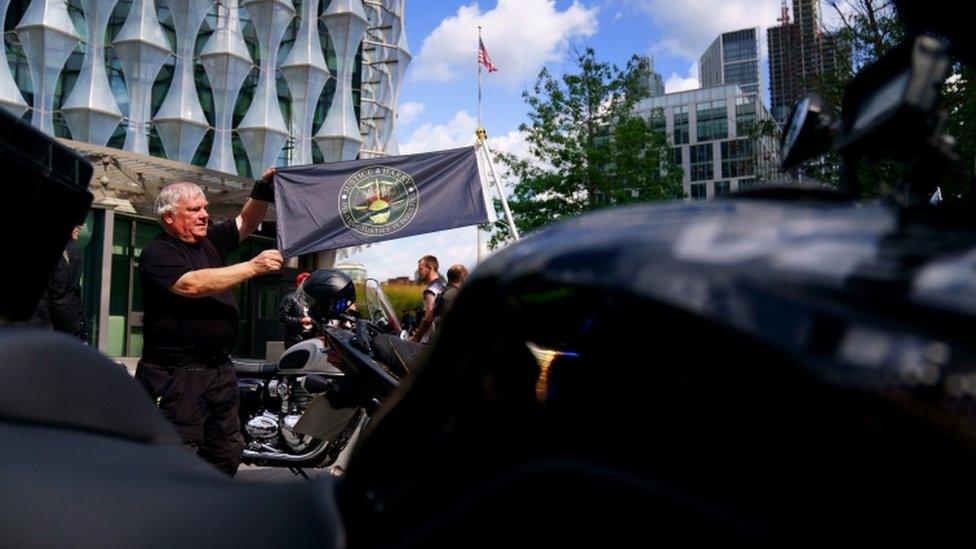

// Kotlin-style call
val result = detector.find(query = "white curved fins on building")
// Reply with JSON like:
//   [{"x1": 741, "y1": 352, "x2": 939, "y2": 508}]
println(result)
[
  {"x1": 0, "y1": 0, "x2": 29, "y2": 117},
  {"x1": 237, "y1": 0, "x2": 293, "y2": 176},
  {"x1": 314, "y1": 0, "x2": 366, "y2": 163},
  {"x1": 62, "y1": 0, "x2": 124, "y2": 146},
  {"x1": 4, "y1": 0, "x2": 408, "y2": 175},
  {"x1": 153, "y1": 0, "x2": 214, "y2": 163},
  {"x1": 112, "y1": 0, "x2": 173, "y2": 155},
  {"x1": 200, "y1": 0, "x2": 253, "y2": 174},
  {"x1": 280, "y1": 0, "x2": 329, "y2": 166},
  {"x1": 14, "y1": 0, "x2": 81, "y2": 134}
]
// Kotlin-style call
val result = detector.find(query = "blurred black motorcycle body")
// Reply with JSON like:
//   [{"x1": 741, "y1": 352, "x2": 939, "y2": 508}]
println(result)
[{"x1": 2, "y1": 3, "x2": 976, "y2": 547}]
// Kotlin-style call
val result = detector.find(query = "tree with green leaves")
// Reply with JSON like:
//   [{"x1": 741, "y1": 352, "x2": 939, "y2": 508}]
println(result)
[{"x1": 486, "y1": 49, "x2": 683, "y2": 248}]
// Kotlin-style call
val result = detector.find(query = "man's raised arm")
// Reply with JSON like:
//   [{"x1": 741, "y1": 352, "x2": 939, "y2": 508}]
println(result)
[{"x1": 237, "y1": 167, "x2": 276, "y2": 241}]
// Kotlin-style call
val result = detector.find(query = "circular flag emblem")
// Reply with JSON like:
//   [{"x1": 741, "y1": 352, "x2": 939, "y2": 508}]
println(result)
[{"x1": 338, "y1": 165, "x2": 420, "y2": 236}]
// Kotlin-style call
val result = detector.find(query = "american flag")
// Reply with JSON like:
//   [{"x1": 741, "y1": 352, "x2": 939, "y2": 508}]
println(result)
[{"x1": 478, "y1": 38, "x2": 498, "y2": 73}]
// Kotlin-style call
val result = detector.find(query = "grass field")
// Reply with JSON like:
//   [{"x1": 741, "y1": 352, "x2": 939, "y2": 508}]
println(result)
[{"x1": 354, "y1": 282, "x2": 425, "y2": 318}]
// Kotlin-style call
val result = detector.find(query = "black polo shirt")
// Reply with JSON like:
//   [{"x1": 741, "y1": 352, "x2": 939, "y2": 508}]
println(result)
[{"x1": 140, "y1": 219, "x2": 241, "y2": 358}]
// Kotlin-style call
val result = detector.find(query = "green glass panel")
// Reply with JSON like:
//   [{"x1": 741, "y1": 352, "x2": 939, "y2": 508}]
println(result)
[
  {"x1": 128, "y1": 326, "x2": 144, "y2": 358},
  {"x1": 257, "y1": 289, "x2": 278, "y2": 319},
  {"x1": 107, "y1": 315, "x2": 126, "y2": 357}
]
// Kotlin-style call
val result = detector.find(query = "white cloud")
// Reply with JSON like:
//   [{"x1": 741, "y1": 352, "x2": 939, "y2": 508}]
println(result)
[
  {"x1": 664, "y1": 62, "x2": 699, "y2": 93},
  {"x1": 640, "y1": 0, "x2": 781, "y2": 61},
  {"x1": 487, "y1": 128, "x2": 530, "y2": 160},
  {"x1": 344, "y1": 226, "x2": 491, "y2": 282},
  {"x1": 399, "y1": 110, "x2": 479, "y2": 154},
  {"x1": 398, "y1": 109, "x2": 529, "y2": 159},
  {"x1": 398, "y1": 101, "x2": 425, "y2": 126},
  {"x1": 411, "y1": 0, "x2": 599, "y2": 85}
]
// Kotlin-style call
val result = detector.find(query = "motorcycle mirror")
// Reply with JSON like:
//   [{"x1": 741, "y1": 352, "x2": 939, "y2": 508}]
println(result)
[
  {"x1": 780, "y1": 93, "x2": 834, "y2": 171},
  {"x1": 834, "y1": 35, "x2": 949, "y2": 160}
]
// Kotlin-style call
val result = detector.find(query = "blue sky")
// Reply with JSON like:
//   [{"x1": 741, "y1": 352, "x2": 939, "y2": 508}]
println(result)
[{"x1": 344, "y1": 0, "x2": 788, "y2": 280}]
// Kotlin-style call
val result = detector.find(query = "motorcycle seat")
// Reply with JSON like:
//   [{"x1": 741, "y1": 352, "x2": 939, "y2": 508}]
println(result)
[
  {"x1": 0, "y1": 329, "x2": 179, "y2": 444},
  {"x1": 0, "y1": 329, "x2": 344, "y2": 549},
  {"x1": 232, "y1": 357, "x2": 278, "y2": 375},
  {"x1": 372, "y1": 333, "x2": 425, "y2": 377},
  {"x1": 0, "y1": 420, "x2": 343, "y2": 549}
]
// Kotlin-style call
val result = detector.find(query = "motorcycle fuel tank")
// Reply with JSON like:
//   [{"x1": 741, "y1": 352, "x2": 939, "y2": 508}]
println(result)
[{"x1": 277, "y1": 339, "x2": 344, "y2": 375}]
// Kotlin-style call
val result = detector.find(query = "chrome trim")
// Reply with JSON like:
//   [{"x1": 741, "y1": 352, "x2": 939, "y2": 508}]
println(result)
[
  {"x1": 242, "y1": 438, "x2": 329, "y2": 463},
  {"x1": 327, "y1": 413, "x2": 368, "y2": 476}
]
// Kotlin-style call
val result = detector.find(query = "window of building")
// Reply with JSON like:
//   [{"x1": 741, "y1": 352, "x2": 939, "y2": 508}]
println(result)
[
  {"x1": 738, "y1": 178, "x2": 759, "y2": 190},
  {"x1": 673, "y1": 106, "x2": 689, "y2": 145},
  {"x1": 721, "y1": 139, "x2": 755, "y2": 178},
  {"x1": 257, "y1": 289, "x2": 279, "y2": 320},
  {"x1": 690, "y1": 182, "x2": 707, "y2": 200},
  {"x1": 673, "y1": 147, "x2": 683, "y2": 167},
  {"x1": 722, "y1": 29, "x2": 757, "y2": 62},
  {"x1": 651, "y1": 109, "x2": 666, "y2": 136},
  {"x1": 689, "y1": 143, "x2": 713, "y2": 182},
  {"x1": 736, "y1": 96, "x2": 757, "y2": 136},
  {"x1": 696, "y1": 100, "x2": 727, "y2": 142},
  {"x1": 714, "y1": 180, "x2": 731, "y2": 197},
  {"x1": 723, "y1": 61, "x2": 758, "y2": 87}
]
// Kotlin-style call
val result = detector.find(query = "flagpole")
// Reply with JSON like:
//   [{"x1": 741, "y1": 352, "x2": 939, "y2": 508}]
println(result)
[
  {"x1": 477, "y1": 26, "x2": 483, "y2": 130},
  {"x1": 476, "y1": 225, "x2": 482, "y2": 264},
  {"x1": 477, "y1": 25, "x2": 484, "y2": 263}
]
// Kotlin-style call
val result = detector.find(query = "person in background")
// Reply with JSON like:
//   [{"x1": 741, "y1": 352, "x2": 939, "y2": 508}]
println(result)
[
  {"x1": 31, "y1": 224, "x2": 89, "y2": 343},
  {"x1": 400, "y1": 309, "x2": 415, "y2": 337},
  {"x1": 430, "y1": 264, "x2": 468, "y2": 339},
  {"x1": 279, "y1": 271, "x2": 315, "y2": 349},
  {"x1": 410, "y1": 255, "x2": 445, "y2": 344}
]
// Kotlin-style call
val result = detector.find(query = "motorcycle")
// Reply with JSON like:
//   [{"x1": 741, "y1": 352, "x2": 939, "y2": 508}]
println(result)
[
  {"x1": 2, "y1": 1, "x2": 976, "y2": 546},
  {"x1": 234, "y1": 276, "x2": 417, "y2": 475}
]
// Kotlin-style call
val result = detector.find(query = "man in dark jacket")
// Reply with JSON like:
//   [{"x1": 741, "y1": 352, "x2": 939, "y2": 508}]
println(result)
[
  {"x1": 430, "y1": 264, "x2": 468, "y2": 340},
  {"x1": 32, "y1": 224, "x2": 88, "y2": 342},
  {"x1": 278, "y1": 272, "x2": 314, "y2": 349}
]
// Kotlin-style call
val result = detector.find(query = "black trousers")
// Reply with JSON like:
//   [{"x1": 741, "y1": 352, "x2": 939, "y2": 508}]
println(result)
[{"x1": 135, "y1": 357, "x2": 244, "y2": 476}]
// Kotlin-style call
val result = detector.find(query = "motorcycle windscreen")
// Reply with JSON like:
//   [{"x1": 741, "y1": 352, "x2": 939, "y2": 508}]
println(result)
[{"x1": 293, "y1": 395, "x2": 357, "y2": 441}]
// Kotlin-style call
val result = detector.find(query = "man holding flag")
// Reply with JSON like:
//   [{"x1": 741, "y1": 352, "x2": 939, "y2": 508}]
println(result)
[{"x1": 269, "y1": 28, "x2": 516, "y2": 266}]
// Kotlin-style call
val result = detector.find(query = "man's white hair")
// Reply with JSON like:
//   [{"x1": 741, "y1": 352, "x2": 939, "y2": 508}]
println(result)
[{"x1": 155, "y1": 182, "x2": 205, "y2": 217}]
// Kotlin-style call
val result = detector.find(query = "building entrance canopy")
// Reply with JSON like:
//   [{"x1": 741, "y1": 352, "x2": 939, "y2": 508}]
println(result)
[{"x1": 60, "y1": 137, "x2": 266, "y2": 221}]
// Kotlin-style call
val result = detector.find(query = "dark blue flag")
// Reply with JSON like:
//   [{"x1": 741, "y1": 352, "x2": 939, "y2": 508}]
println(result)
[{"x1": 274, "y1": 147, "x2": 492, "y2": 258}]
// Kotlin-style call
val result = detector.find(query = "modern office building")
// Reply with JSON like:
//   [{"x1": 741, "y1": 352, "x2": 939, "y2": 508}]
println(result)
[
  {"x1": 767, "y1": 0, "x2": 848, "y2": 123},
  {"x1": 334, "y1": 259, "x2": 367, "y2": 283},
  {"x1": 637, "y1": 55, "x2": 665, "y2": 97},
  {"x1": 698, "y1": 27, "x2": 762, "y2": 96},
  {"x1": 1, "y1": 0, "x2": 409, "y2": 357},
  {"x1": 634, "y1": 84, "x2": 780, "y2": 200}
]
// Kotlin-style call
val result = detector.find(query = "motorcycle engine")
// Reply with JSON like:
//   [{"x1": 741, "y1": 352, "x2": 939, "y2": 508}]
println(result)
[
  {"x1": 243, "y1": 377, "x2": 318, "y2": 454},
  {"x1": 245, "y1": 412, "x2": 279, "y2": 446}
]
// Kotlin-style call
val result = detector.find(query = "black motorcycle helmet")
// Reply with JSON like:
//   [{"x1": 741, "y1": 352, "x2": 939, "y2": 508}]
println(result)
[{"x1": 302, "y1": 269, "x2": 355, "y2": 322}]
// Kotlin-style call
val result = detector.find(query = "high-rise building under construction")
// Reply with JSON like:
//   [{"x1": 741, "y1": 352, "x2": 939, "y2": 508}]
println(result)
[{"x1": 767, "y1": 0, "x2": 848, "y2": 124}]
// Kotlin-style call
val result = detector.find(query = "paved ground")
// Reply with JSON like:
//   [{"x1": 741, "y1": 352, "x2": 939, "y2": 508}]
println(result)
[{"x1": 236, "y1": 464, "x2": 334, "y2": 483}]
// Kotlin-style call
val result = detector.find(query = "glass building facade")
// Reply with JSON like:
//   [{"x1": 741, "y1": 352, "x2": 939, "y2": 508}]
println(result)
[
  {"x1": 698, "y1": 27, "x2": 762, "y2": 96},
  {"x1": 634, "y1": 84, "x2": 780, "y2": 200},
  {"x1": 2, "y1": 0, "x2": 408, "y2": 172}
]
